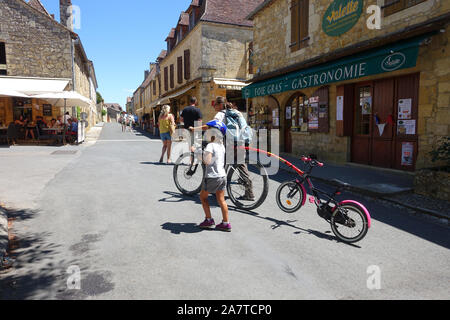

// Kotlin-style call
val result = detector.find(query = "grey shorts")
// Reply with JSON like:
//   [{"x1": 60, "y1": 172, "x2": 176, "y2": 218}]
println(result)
[{"x1": 202, "y1": 177, "x2": 227, "y2": 194}]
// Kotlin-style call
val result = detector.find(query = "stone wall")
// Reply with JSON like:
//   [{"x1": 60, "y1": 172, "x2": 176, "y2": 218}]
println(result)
[
  {"x1": 201, "y1": 23, "x2": 252, "y2": 81},
  {"x1": 414, "y1": 169, "x2": 450, "y2": 201},
  {"x1": 250, "y1": 0, "x2": 450, "y2": 169},
  {"x1": 252, "y1": 0, "x2": 449, "y2": 76},
  {"x1": 0, "y1": 0, "x2": 73, "y2": 79}
]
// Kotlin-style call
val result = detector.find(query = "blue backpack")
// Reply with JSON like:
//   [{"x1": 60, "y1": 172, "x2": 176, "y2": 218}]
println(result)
[{"x1": 221, "y1": 109, "x2": 253, "y2": 144}]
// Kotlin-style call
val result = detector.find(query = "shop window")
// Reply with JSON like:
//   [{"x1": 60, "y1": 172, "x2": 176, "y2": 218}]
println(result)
[
  {"x1": 286, "y1": 87, "x2": 329, "y2": 133},
  {"x1": 0, "y1": 42, "x2": 6, "y2": 75},
  {"x1": 290, "y1": 0, "x2": 309, "y2": 52},
  {"x1": 383, "y1": 0, "x2": 427, "y2": 17},
  {"x1": 355, "y1": 86, "x2": 372, "y2": 135}
]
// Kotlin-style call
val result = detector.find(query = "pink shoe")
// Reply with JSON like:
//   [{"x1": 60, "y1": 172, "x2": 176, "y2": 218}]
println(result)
[
  {"x1": 199, "y1": 218, "x2": 215, "y2": 229},
  {"x1": 215, "y1": 222, "x2": 232, "y2": 232}
]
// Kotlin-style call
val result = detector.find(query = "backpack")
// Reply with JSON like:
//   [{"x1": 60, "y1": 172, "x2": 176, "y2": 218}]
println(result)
[{"x1": 221, "y1": 109, "x2": 253, "y2": 144}]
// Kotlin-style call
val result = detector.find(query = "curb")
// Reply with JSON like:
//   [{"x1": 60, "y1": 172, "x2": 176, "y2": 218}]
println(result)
[{"x1": 279, "y1": 166, "x2": 449, "y2": 223}]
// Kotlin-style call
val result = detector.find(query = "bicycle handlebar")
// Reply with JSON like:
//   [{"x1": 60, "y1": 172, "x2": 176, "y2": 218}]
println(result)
[{"x1": 301, "y1": 156, "x2": 324, "y2": 168}]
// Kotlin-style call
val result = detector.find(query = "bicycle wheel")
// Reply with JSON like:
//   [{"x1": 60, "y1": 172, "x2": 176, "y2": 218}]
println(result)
[
  {"x1": 331, "y1": 203, "x2": 369, "y2": 244},
  {"x1": 276, "y1": 181, "x2": 305, "y2": 213},
  {"x1": 226, "y1": 162, "x2": 269, "y2": 211},
  {"x1": 173, "y1": 152, "x2": 204, "y2": 196}
]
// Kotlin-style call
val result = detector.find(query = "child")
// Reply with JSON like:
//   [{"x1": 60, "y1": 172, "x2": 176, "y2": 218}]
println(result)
[{"x1": 199, "y1": 120, "x2": 231, "y2": 232}]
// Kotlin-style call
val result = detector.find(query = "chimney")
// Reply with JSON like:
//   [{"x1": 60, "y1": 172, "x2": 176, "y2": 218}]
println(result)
[
  {"x1": 144, "y1": 70, "x2": 150, "y2": 79},
  {"x1": 60, "y1": 0, "x2": 73, "y2": 31}
]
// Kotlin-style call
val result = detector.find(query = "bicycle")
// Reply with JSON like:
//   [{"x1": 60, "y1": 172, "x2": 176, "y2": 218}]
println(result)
[
  {"x1": 173, "y1": 145, "x2": 269, "y2": 211},
  {"x1": 276, "y1": 155, "x2": 371, "y2": 244}
]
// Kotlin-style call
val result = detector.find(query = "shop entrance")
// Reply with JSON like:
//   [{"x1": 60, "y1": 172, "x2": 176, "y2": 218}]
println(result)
[{"x1": 351, "y1": 73, "x2": 419, "y2": 171}]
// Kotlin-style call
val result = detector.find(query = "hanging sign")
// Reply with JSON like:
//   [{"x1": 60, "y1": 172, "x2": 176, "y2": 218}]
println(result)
[{"x1": 322, "y1": 0, "x2": 364, "y2": 37}]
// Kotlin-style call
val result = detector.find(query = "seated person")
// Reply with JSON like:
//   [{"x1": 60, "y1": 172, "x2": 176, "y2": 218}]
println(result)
[{"x1": 36, "y1": 116, "x2": 47, "y2": 136}]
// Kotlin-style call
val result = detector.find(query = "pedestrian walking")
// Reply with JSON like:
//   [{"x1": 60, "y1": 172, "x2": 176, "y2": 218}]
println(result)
[
  {"x1": 158, "y1": 105, "x2": 176, "y2": 164},
  {"x1": 120, "y1": 114, "x2": 126, "y2": 132},
  {"x1": 180, "y1": 96, "x2": 203, "y2": 151},
  {"x1": 198, "y1": 120, "x2": 231, "y2": 232}
]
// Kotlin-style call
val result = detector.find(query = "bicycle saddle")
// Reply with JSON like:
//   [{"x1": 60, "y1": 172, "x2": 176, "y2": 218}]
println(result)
[{"x1": 332, "y1": 179, "x2": 351, "y2": 189}]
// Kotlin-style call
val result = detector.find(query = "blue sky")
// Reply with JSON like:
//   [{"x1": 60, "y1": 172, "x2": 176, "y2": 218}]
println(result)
[{"x1": 40, "y1": 0, "x2": 190, "y2": 107}]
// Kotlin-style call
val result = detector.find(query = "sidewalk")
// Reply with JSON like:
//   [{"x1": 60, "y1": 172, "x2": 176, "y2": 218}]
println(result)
[{"x1": 279, "y1": 153, "x2": 450, "y2": 221}]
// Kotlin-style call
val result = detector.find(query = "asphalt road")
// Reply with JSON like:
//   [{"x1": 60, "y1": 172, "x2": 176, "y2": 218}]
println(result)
[{"x1": 1, "y1": 123, "x2": 449, "y2": 300}]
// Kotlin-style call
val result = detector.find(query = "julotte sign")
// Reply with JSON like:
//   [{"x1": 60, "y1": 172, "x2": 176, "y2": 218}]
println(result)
[
  {"x1": 242, "y1": 35, "x2": 428, "y2": 99},
  {"x1": 322, "y1": 0, "x2": 364, "y2": 37}
]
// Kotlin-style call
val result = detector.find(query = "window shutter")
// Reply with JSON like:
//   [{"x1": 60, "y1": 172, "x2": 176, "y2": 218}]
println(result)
[
  {"x1": 184, "y1": 50, "x2": 191, "y2": 80},
  {"x1": 164, "y1": 67, "x2": 168, "y2": 91},
  {"x1": 177, "y1": 57, "x2": 183, "y2": 84},
  {"x1": 153, "y1": 81, "x2": 156, "y2": 95},
  {"x1": 299, "y1": 0, "x2": 309, "y2": 49},
  {"x1": 170, "y1": 64, "x2": 174, "y2": 89},
  {"x1": 290, "y1": 0, "x2": 300, "y2": 52},
  {"x1": 0, "y1": 43, "x2": 6, "y2": 64}
]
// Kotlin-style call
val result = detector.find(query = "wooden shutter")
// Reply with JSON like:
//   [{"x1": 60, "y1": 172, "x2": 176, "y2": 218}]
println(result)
[
  {"x1": 317, "y1": 86, "x2": 329, "y2": 133},
  {"x1": 184, "y1": 50, "x2": 191, "y2": 80},
  {"x1": 290, "y1": 0, "x2": 300, "y2": 52},
  {"x1": 0, "y1": 43, "x2": 6, "y2": 64},
  {"x1": 164, "y1": 67, "x2": 168, "y2": 91},
  {"x1": 177, "y1": 57, "x2": 183, "y2": 84},
  {"x1": 170, "y1": 64, "x2": 174, "y2": 89},
  {"x1": 299, "y1": 0, "x2": 309, "y2": 50}
]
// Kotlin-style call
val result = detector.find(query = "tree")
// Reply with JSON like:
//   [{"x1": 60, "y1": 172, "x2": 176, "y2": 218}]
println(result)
[{"x1": 96, "y1": 92, "x2": 104, "y2": 104}]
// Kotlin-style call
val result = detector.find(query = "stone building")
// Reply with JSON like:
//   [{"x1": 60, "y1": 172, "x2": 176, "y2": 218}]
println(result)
[
  {"x1": 145, "y1": 0, "x2": 263, "y2": 124},
  {"x1": 0, "y1": 0, "x2": 98, "y2": 135},
  {"x1": 244, "y1": 0, "x2": 450, "y2": 171}
]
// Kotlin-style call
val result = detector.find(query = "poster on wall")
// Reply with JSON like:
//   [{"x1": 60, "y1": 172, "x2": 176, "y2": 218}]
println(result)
[
  {"x1": 337, "y1": 96, "x2": 344, "y2": 121},
  {"x1": 308, "y1": 103, "x2": 319, "y2": 129},
  {"x1": 398, "y1": 120, "x2": 416, "y2": 135},
  {"x1": 398, "y1": 99, "x2": 412, "y2": 120},
  {"x1": 401, "y1": 142, "x2": 414, "y2": 166}
]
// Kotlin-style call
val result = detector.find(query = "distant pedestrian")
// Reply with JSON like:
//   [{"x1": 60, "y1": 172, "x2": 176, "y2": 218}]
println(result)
[
  {"x1": 198, "y1": 120, "x2": 231, "y2": 232},
  {"x1": 158, "y1": 105, "x2": 175, "y2": 164},
  {"x1": 120, "y1": 114, "x2": 126, "y2": 132}
]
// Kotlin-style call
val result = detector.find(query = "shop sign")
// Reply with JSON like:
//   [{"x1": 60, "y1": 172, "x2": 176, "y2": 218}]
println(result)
[
  {"x1": 382, "y1": 53, "x2": 406, "y2": 72},
  {"x1": 243, "y1": 35, "x2": 429, "y2": 99},
  {"x1": 322, "y1": 0, "x2": 363, "y2": 37}
]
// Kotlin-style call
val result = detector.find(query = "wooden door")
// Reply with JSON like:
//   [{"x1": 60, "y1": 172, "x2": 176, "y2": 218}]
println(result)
[
  {"x1": 352, "y1": 83, "x2": 373, "y2": 165},
  {"x1": 371, "y1": 78, "x2": 395, "y2": 168},
  {"x1": 394, "y1": 73, "x2": 420, "y2": 171}
]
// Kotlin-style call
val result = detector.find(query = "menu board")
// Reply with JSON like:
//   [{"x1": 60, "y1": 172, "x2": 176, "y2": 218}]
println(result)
[{"x1": 43, "y1": 104, "x2": 52, "y2": 116}]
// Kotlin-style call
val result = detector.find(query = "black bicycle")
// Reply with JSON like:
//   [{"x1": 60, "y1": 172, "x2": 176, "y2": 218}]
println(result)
[
  {"x1": 276, "y1": 156, "x2": 371, "y2": 244},
  {"x1": 173, "y1": 145, "x2": 269, "y2": 211}
]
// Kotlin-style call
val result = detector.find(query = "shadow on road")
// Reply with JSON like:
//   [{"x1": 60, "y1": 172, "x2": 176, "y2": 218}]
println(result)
[
  {"x1": 229, "y1": 206, "x2": 361, "y2": 248},
  {"x1": 0, "y1": 207, "x2": 66, "y2": 299},
  {"x1": 159, "y1": 191, "x2": 202, "y2": 205},
  {"x1": 161, "y1": 222, "x2": 204, "y2": 235}
]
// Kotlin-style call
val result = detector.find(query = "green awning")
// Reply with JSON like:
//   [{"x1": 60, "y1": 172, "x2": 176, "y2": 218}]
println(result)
[{"x1": 243, "y1": 34, "x2": 432, "y2": 99}]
